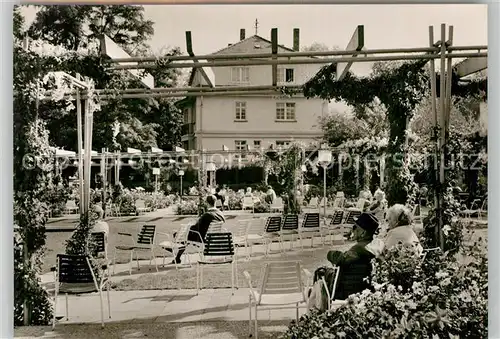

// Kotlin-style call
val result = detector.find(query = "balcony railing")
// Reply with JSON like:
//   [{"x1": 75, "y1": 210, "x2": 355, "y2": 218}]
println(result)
[{"x1": 181, "y1": 123, "x2": 195, "y2": 135}]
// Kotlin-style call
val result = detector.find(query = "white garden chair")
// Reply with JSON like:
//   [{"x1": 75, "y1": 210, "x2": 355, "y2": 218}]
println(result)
[
  {"x1": 307, "y1": 197, "x2": 319, "y2": 209},
  {"x1": 299, "y1": 213, "x2": 322, "y2": 247},
  {"x1": 263, "y1": 215, "x2": 283, "y2": 256},
  {"x1": 320, "y1": 210, "x2": 348, "y2": 245},
  {"x1": 158, "y1": 223, "x2": 202, "y2": 270},
  {"x1": 242, "y1": 196, "x2": 255, "y2": 213},
  {"x1": 51, "y1": 254, "x2": 111, "y2": 329},
  {"x1": 64, "y1": 200, "x2": 78, "y2": 215},
  {"x1": 112, "y1": 224, "x2": 158, "y2": 275},
  {"x1": 197, "y1": 232, "x2": 238, "y2": 294},
  {"x1": 235, "y1": 218, "x2": 267, "y2": 260},
  {"x1": 135, "y1": 199, "x2": 149, "y2": 214},
  {"x1": 270, "y1": 197, "x2": 284, "y2": 213},
  {"x1": 243, "y1": 261, "x2": 311, "y2": 339},
  {"x1": 280, "y1": 214, "x2": 302, "y2": 250}
]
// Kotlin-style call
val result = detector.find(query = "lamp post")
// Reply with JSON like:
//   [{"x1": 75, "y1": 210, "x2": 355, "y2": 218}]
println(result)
[
  {"x1": 318, "y1": 144, "x2": 332, "y2": 218},
  {"x1": 300, "y1": 164, "x2": 307, "y2": 196},
  {"x1": 206, "y1": 162, "x2": 217, "y2": 190},
  {"x1": 178, "y1": 169, "x2": 184, "y2": 197}
]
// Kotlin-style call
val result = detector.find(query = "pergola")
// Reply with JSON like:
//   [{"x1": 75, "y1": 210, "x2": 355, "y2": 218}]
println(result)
[{"x1": 36, "y1": 24, "x2": 486, "y2": 248}]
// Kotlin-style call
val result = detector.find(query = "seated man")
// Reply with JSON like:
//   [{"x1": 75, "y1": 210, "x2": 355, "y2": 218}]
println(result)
[
  {"x1": 169, "y1": 195, "x2": 225, "y2": 264},
  {"x1": 327, "y1": 212, "x2": 379, "y2": 300}
]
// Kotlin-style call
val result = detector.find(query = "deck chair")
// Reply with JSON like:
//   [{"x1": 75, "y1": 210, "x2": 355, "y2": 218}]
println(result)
[
  {"x1": 112, "y1": 224, "x2": 158, "y2": 275},
  {"x1": 243, "y1": 261, "x2": 311, "y2": 339},
  {"x1": 263, "y1": 216, "x2": 283, "y2": 256},
  {"x1": 299, "y1": 213, "x2": 322, "y2": 247},
  {"x1": 242, "y1": 196, "x2": 255, "y2": 212},
  {"x1": 197, "y1": 232, "x2": 238, "y2": 294},
  {"x1": 280, "y1": 214, "x2": 301, "y2": 250},
  {"x1": 270, "y1": 197, "x2": 284, "y2": 213},
  {"x1": 51, "y1": 254, "x2": 111, "y2": 328},
  {"x1": 64, "y1": 200, "x2": 78, "y2": 215}
]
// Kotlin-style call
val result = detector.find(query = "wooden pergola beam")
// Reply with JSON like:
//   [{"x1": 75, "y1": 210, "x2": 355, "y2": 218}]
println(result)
[
  {"x1": 186, "y1": 31, "x2": 214, "y2": 88},
  {"x1": 108, "y1": 45, "x2": 486, "y2": 64},
  {"x1": 110, "y1": 51, "x2": 487, "y2": 70}
]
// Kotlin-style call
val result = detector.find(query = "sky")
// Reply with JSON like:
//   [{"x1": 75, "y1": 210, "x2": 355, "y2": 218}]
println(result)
[
  {"x1": 142, "y1": 4, "x2": 487, "y2": 54},
  {"x1": 21, "y1": 4, "x2": 487, "y2": 54},
  {"x1": 20, "y1": 4, "x2": 488, "y2": 112}
]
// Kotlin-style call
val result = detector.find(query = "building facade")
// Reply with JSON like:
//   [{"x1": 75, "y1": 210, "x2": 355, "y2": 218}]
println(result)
[{"x1": 177, "y1": 30, "x2": 329, "y2": 160}]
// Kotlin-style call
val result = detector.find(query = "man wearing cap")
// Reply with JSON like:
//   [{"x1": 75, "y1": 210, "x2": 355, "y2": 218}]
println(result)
[{"x1": 327, "y1": 212, "x2": 379, "y2": 300}]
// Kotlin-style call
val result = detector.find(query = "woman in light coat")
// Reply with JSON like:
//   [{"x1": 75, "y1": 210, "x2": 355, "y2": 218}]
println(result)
[{"x1": 384, "y1": 204, "x2": 423, "y2": 255}]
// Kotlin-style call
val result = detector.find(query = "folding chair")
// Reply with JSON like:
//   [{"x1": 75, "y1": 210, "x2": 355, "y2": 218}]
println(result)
[
  {"x1": 52, "y1": 254, "x2": 111, "y2": 328},
  {"x1": 299, "y1": 213, "x2": 322, "y2": 247},
  {"x1": 197, "y1": 232, "x2": 238, "y2": 294},
  {"x1": 263, "y1": 216, "x2": 283, "y2": 256},
  {"x1": 243, "y1": 261, "x2": 311, "y2": 339},
  {"x1": 112, "y1": 224, "x2": 158, "y2": 275},
  {"x1": 234, "y1": 218, "x2": 266, "y2": 260}
]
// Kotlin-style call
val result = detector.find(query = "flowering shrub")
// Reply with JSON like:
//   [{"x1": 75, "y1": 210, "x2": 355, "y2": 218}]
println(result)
[
  {"x1": 142, "y1": 193, "x2": 176, "y2": 210},
  {"x1": 176, "y1": 199, "x2": 199, "y2": 215},
  {"x1": 284, "y1": 238, "x2": 487, "y2": 338},
  {"x1": 254, "y1": 201, "x2": 271, "y2": 213},
  {"x1": 227, "y1": 190, "x2": 244, "y2": 210}
]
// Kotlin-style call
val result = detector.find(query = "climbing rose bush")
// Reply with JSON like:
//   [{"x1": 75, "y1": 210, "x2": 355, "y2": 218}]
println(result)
[{"x1": 284, "y1": 240, "x2": 487, "y2": 338}]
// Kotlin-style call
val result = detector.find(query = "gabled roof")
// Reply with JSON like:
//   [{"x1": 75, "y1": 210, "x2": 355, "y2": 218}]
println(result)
[
  {"x1": 187, "y1": 35, "x2": 297, "y2": 86},
  {"x1": 210, "y1": 35, "x2": 295, "y2": 56}
]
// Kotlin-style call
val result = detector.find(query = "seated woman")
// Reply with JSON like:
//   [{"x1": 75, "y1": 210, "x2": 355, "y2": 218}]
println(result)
[
  {"x1": 326, "y1": 212, "x2": 380, "y2": 300},
  {"x1": 384, "y1": 204, "x2": 423, "y2": 256}
]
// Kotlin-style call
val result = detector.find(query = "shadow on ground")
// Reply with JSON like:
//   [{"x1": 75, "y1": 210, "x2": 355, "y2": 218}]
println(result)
[{"x1": 15, "y1": 320, "x2": 290, "y2": 339}]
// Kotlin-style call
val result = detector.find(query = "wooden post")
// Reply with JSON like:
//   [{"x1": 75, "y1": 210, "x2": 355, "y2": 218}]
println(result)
[
  {"x1": 76, "y1": 74, "x2": 84, "y2": 215},
  {"x1": 445, "y1": 26, "x2": 454, "y2": 132},
  {"x1": 101, "y1": 148, "x2": 107, "y2": 213},
  {"x1": 428, "y1": 26, "x2": 440, "y2": 248},
  {"x1": 438, "y1": 23, "x2": 447, "y2": 250},
  {"x1": 271, "y1": 28, "x2": 278, "y2": 87}
]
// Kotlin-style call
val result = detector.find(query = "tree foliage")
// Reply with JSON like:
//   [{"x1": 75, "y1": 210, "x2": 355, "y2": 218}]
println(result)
[
  {"x1": 301, "y1": 60, "x2": 429, "y2": 205},
  {"x1": 27, "y1": 5, "x2": 183, "y2": 152}
]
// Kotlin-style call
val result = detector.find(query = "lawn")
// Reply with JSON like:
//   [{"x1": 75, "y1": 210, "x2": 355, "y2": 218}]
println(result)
[
  {"x1": 42, "y1": 213, "x2": 271, "y2": 274},
  {"x1": 111, "y1": 244, "x2": 349, "y2": 291}
]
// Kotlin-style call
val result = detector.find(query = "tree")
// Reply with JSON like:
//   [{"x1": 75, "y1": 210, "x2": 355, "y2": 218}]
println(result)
[
  {"x1": 28, "y1": 5, "x2": 183, "y2": 152},
  {"x1": 29, "y1": 5, "x2": 154, "y2": 52}
]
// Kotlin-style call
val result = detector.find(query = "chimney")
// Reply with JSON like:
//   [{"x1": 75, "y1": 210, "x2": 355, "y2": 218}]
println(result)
[
  {"x1": 293, "y1": 28, "x2": 300, "y2": 51},
  {"x1": 240, "y1": 29, "x2": 246, "y2": 41}
]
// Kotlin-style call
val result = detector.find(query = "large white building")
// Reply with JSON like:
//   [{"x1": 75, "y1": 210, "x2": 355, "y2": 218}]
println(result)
[{"x1": 176, "y1": 29, "x2": 329, "y2": 156}]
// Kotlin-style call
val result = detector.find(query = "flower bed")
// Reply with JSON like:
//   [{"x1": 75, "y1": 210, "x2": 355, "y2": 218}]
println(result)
[{"x1": 284, "y1": 234, "x2": 487, "y2": 338}]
